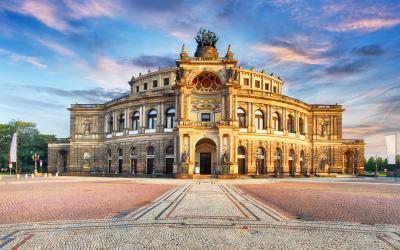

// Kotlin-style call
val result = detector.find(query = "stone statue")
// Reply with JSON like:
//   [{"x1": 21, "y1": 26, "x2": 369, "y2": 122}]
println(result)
[
  {"x1": 222, "y1": 151, "x2": 229, "y2": 164},
  {"x1": 181, "y1": 151, "x2": 188, "y2": 163},
  {"x1": 83, "y1": 120, "x2": 91, "y2": 135},
  {"x1": 195, "y1": 28, "x2": 219, "y2": 48}
]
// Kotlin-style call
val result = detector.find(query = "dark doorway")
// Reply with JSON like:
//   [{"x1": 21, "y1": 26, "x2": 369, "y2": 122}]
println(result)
[
  {"x1": 131, "y1": 159, "x2": 137, "y2": 174},
  {"x1": 118, "y1": 159, "x2": 123, "y2": 173},
  {"x1": 147, "y1": 158, "x2": 154, "y2": 174},
  {"x1": 108, "y1": 160, "x2": 111, "y2": 173},
  {"x1": 238, "y1": 158, "x2": 246, "y2": 174},
  {"x1": 166, "y1": 158, "x2": 174, "y2": 174},
  {"x1": 200, "y1": 153, "x2": 211, "y2": 174}
]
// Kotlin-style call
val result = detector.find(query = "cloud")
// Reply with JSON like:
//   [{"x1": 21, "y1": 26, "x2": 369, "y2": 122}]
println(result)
[
  {"x1": 0, "y1": 48, "x2": 47, "y2": 69},
  {"x1": 327, "y1": 18, "x2": 400, "y2": 32},
  {"x1": 252, "y1": 43, "x2": 329, "y2": 65},
  {"x1": 352, "y1": 44, "x2": 384, "y2": 56},
  {"x1": 130, "y1": 55, "x2": 175, "y2": 68},
  {"x1": 23, "y1": 85, "x2": 129, "y2": 103},
  {"x1": 34, "y1": 38, "x2": 76, "y2": 57},
  {"x1": 0, "y1": 0, "x2": 72, "y2": 32},
  {"x1": 64, "y1": 0, "x2": 115, "y2": 19},
  {"x1": 324, "y1": 60, "x2": 368, "y2": 76},
  {"x1": 83, "y1": 56, "x2": 146, "y2": 89}
]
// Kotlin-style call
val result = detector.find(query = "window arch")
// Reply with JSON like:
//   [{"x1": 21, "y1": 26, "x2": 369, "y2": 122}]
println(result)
[
  {"x1": 107, "y1": 116, "x2": 113, "y2": 133},
  {"x1": 237, "y1": 108, "x2": 246, "y2": 128},
  {"x1": 287, "y1": 114, "x2": 295, "y2": 133},
  {"x1": 166, "y1": 146, "x2": 174, "y2": 155},
  {"x1": 118, "y1": 114, "x2": 125, "y2": 132},
  {"x1": 148, "y1": 109, "x2": 157, "y2": 129},
  {"x1": 255, "y1": 110, "x2": 264, "y2": 130},
  {"x1": 166, "y1": 108, "x2": 175, "y2": 129},
  {"x1": 132, "y1": 111, "x2": 139, "y2": 131},
  {"x1": 299, "y1": 117, "x2": 305, "y2": 135},
  {"x1": 147, "y1": 146, "x2": 155, "y2": 156},
  {"x1": 118, "y1": 148, "x2": 123, "y2": 157},
  {"x1": 273, "y1": 112, "x2": 281, "y2": 131},
  {"x1": 237, "y1": 146, "x2": 246, "y2": 174},
  {"x1": 192, "y1": 72, "x2": 221, "y2": 92},
  {"x1": 256, "y1": 147, "x2": 266, "y2": 174}
]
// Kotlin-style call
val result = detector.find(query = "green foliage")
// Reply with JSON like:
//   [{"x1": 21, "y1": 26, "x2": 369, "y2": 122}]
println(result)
[
  {"x1": 0, "y1": 120, "x2": 55, "y2": 173},
  {"x1": 363, "y1": 155, "x2": 400, "y2": 173}
]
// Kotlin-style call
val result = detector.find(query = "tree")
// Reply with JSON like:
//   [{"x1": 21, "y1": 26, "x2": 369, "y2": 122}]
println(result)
[{"x1": 0, "y1": 120, "x2": 55, "y2": 173}]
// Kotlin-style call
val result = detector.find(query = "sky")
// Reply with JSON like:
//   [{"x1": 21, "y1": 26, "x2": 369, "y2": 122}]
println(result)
[{"x1": 0, "y1": 0, "x2": 399, "y2": 157}]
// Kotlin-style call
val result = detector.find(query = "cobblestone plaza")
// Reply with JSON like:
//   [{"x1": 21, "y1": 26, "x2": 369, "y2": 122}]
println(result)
[{"x1": 0, "y1": 177, "x2": 399, "y2": 249}]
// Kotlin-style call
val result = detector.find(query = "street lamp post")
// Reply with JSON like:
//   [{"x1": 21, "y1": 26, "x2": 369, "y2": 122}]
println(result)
[{"x1": 32, "y1": 153, "x2": 40, "y2": 174}]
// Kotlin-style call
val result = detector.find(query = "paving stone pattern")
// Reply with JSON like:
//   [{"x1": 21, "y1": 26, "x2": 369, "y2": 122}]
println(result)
[{"x1": 0, "y1": 181, "x2": 399, "y2": 249}]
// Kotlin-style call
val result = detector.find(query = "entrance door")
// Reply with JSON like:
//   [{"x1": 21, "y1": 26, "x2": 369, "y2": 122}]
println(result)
[
  {"x1": 147, "y1": 158, "x2": 154, "y2": 174},
  {"x1": 238, "y1": 158, "x2": 246, "y2": 174},
  {"x1": 165, "y1": 158, "x2": 174, "y2": 174},
  {"x1": 256, "y1": 158, "x2": 264, "y2": 174},
  {"x1": 118, "y1": 159, "x2": 123, "y2": 173},
  {"x1": 200, "y1": 153, "x2": 211, "y2": 174},
  {"x1": 131, "y1": 159, "x2": 137, "y2": 174}
]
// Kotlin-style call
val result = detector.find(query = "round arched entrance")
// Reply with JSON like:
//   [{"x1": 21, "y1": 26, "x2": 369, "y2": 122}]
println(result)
[
  {"x1": 344, "y1": 151, "x2": 355, "y2": 174},
  {"x1": 195, "y1": 138, "x2": 217, "y2": 174}
]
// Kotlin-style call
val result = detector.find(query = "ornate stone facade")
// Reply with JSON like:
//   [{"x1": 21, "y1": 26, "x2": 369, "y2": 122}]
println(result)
[{"x1": 48, "y1": 31, "x2": 365, "y2": 177}]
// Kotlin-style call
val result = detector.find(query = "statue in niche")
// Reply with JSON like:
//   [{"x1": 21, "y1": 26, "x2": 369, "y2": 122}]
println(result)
[
  {"x1": 83, "y1": 120, "x2": 91, "y2": 135},
  {"x1": 181, "y1": 151, "x2": 188, "y2": 163},
  {"x1": 321, "y1": 121, "x2": 328, "y2": 137},
  {"x1": 222, "y1": 151, "x2": 229, "y2": 164}
]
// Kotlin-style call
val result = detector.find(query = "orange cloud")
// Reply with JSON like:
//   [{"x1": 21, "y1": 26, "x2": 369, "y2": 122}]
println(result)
[
  {"x1": 252, "y1": 44, "x2": 329, "y2": 65},
  {"x1": 327, "y1": 18, "x2": 400, "y2": 32}
]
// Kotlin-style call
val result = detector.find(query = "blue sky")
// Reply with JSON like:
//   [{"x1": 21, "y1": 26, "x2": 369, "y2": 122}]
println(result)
[{"x1": 0, "y1": 0, "x2": 399, "y2": 157}]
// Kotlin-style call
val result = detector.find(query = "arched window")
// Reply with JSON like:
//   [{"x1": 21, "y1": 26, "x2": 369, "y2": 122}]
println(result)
[
  {"x1": 108, "y1": 116, "x2": 113, "y2": 133},
  {"x1": 273, "y1": 112, "x2": 281, "y2": 131},
  {"x1": 238, "y1": 146, "x2": 246, "y2": 156},
  {"x1": 118, "y1": 114, "x2": 125, "y2": 132},
  {"x1": 237, "y1": 108, "x2": 246, "y2": 128},
  {"x1": 256, "y1": 147, "x2": 265, "y2": 174},
  {"x1": 132, "y1": 111, "x2": 139, "y2": 131},
  {"x1": 287, "y1": 114, "x2": 295, "y2": 133},
  {"x1": 148, "y1": 109, "x2": 157, "y2": 129},
  {"x1": 147, "y1": 146, "x2": 155, "y2": 156},
  {"x1": 130, "y1": 147, "x2": 137, "y2": 158},
  {"x1": 166, "y1": 146, "x2": 174, "y2": 155},
  {"x1": 192, "y1": 72, "x2": 221, "y2": 92},
  {"x1": 299, "y1": 118, "x2": 304, "y2": 135},
  {"x1": 237, "y1": 146, "x2": 246, "y2": 174},
  {"x1": 166, "y1": 108, "x2": 175, "y2": 129},
  {"x1": 255, "y1": 110, "x2": 264, "y2": 130}
]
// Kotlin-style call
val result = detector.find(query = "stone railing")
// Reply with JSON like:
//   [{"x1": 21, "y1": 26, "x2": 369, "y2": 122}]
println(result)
[
  {"x1": 49, "y1": 138, "x2": 70, "y2": 144},
  {"x1": 342, "y1": 139, "x2": 364, "y2": 144},
  {"x1": 70, "y1": 104, "x2": 104, "y2": 109}
]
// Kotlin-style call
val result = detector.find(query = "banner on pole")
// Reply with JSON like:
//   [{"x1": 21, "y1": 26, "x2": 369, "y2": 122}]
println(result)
[
  {"x1": 9, "y1": 133, "x2": 17, "y2": 163},
  {"x1": 385, "y1": 134, "x2": 397, "y2": 165}
]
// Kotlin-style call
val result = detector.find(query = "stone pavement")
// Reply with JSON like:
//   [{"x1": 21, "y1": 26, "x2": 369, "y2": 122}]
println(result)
[{"x1": 0, "y1": 181, "x2": 399, "y2": 249}]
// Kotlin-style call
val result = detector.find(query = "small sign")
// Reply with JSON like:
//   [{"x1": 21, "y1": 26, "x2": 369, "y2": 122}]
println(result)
[{"x1": 40, "y1": 160, "x2": 43, "y2": 167}]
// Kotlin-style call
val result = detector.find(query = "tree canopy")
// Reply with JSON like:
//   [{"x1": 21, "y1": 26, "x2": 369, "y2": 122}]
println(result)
[{"x1": 0, "y1": 120, "x2": 55, "y2": 173}]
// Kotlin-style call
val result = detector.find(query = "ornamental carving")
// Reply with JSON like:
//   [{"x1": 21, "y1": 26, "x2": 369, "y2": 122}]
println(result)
[{"x1": 192, "y1": 72, "x2": 221, "y2": 92}]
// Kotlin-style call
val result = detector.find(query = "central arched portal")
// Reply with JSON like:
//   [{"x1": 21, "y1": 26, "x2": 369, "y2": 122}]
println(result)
[{"x1": 195, "y1": 138, "x2": 217, "y2": 175}]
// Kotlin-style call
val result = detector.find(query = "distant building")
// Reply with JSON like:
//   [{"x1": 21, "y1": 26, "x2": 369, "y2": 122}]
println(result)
[{"x1": 48, "y1": 30, "x2": 364, "y2": 177}]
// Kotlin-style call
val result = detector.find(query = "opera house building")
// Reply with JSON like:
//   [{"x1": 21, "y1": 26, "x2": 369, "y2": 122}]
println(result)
[{"x1": 48, "y1": 30, "x2": 364, "y2": 177}]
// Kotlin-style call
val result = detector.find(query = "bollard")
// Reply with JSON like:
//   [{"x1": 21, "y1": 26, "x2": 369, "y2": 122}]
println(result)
[
  {"x1": 16, "y1": 174, "x2": 20, "y2": 179},
  {"x1": 56, "y1": 172, "x2": 59, "y2": 177},
  {"x1": 31, "y1": 174, "x2": 34, "y2": 178},
  {"x1": 25, "y1": 174, "x2": 28, "y2": 179},
  {"x1": 0, "y1": 175, "x2": 2, "y2": 180},
  {"x1": 44, "y1": 173, "x2": 47, "y2": 178},
  {"x1": 49, "y1": 173, "x2": 52, "y2": 177}
]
